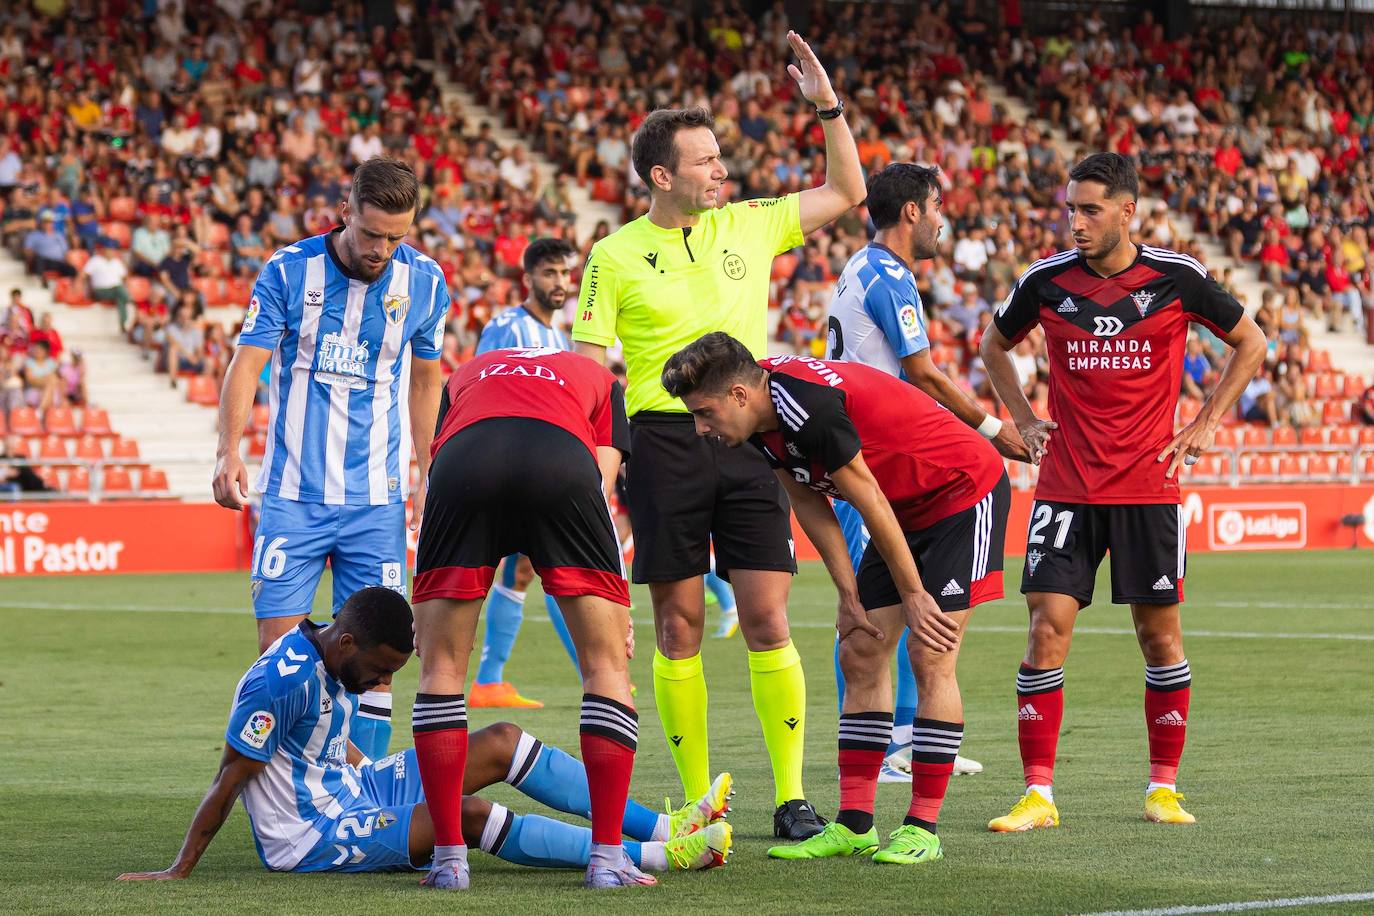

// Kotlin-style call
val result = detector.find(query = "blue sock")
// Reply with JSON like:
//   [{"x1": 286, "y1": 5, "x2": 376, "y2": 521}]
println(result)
[
  {"x1": 353, "y1": 690, "x2": 393, "y2": 760},
  {"x1": 891, "y1": 629, "x2": 918, "y2": 755},
  {"x1": 704, "y1": 569, "x2": 736, "y2": 612},
  {"x1": 507, "y1": 733, "x2": 663, "y2": 841},
  {"x1": 544, "y1": 594, "x2": 580, "y2": 673},
  {"x1": 484, "y1": 808, "x2": 644, "y2": 869},
  {"x1": 475, "y1": 583, "x2": 525, "y2": 685},
  {"x1": 833, "y1": 634, "x2": 846, "y2": 714}
]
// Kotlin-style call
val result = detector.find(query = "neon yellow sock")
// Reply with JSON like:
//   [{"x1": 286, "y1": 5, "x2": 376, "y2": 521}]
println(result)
[
  {"x1": 652, "y1": 649, "x2": 711, "y2": 799},
  {"x1": 749, "y1": 641, "x2": 807, "y2": 806}
]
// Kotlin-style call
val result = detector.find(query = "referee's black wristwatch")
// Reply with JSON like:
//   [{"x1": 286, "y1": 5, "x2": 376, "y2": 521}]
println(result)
[{"x1": 816, "y1": 98, "x2": 845, "y2": 120}]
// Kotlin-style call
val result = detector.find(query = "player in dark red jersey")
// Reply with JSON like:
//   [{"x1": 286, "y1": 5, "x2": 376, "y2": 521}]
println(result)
[
  {"x1": 979, "y1": 153, "x2": 1266, "y2": 830},
  {"x1": 662, "y1": 332, "x2": 1010, "y2": 867},
  {"x1": 408, "y1": 346, "x2": 656, "y2": 891}
]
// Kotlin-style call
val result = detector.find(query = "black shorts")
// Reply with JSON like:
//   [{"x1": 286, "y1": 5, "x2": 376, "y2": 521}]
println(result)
[
  {"x1": 625, "y1": 412, "x2": 796, "y2": 583},
  {"x1": 414, "y1": 418, "x2": 629, "y2": 606},
  {"x1": 1019, "y1": 499, "x2": 1185, "y2": 607},
  {"x1": 857, "y1": 472, "x2": 1011, "y2": 612}
]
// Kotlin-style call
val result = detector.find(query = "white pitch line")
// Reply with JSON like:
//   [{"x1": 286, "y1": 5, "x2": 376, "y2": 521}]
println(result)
[{"x1": 1076, "y1": 890, "x2": 1374, "y2": 916}]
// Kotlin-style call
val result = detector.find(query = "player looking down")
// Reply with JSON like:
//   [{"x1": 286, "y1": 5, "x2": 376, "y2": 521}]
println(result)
[
  {"x1": 662, "y1": 333, "x2": 1010, "y2": 867},
  {"x1": 979, "y1": 153, "x2": 1266, "y2": 830},
  {"x1": 116, "y1": 588, "x2": 732, "y2": 882}
]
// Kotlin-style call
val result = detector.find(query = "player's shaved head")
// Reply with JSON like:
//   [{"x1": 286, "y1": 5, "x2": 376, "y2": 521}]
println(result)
[
  {"x1": 662, "y1": 332, "x2": 765, "y2": 401},
  {"x1": 336, "y1": 587, "x2": 414, "y2": 654}
]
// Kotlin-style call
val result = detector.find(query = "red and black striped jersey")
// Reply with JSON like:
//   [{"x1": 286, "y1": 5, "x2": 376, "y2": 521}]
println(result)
[
  {"x1": 752, "y1": 356, "x2": 1005, "y2": 530},
  {"x1": 993, "y1": 245, "x2": 1243, "y2": 504}
]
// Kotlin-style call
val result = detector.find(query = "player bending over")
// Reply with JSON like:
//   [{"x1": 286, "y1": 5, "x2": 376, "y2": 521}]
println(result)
[
  {"x1": 662, "y1": 333, "x2": 1010, "y2": 867},
  {"x1": 979, "y1": 152, "x2": 1266, "y2": 830},
  {"x1": 117, "y1": 588, "x2": 731, "y2": 882}
]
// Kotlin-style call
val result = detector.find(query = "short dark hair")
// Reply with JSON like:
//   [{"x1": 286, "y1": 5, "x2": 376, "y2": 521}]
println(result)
[
  {"x1": 866, "y1": 163, "x2": 942, "y2": 230},
  {"x1": 1068, "y1": 152, "x2": 1139, "y2": 201},
  {"x1": 335, "y1": 587, "x2": 414, "y2": 653},
  {"x1": 631, "y1": 107, "x2": 715, "y2": 187},
  {"x1": 522, "y1": 237, "x2": 577, "y2": 275},
  {"x1": 662, "y1": 332, "x2": 765, "y2": 400},
  {"x1": 349, "y1": 158, "x2": 420, "y2": 214}
]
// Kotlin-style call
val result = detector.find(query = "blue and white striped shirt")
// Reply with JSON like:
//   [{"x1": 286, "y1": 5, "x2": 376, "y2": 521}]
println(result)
[
  {"x1": 476, "y1": 304, "x2": 570, "y2": 353},
  {"x1": 240, "y1": 232, "x2": 450, "y2": 505},
  {"x1": 825, "y1": 243, "x2": 930, "y2": 380}
]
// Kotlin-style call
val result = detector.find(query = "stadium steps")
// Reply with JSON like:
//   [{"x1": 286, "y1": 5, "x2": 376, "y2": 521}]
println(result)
[
  {"x1": 0, "y1": 255, "x2": 218, "y2": 500},
  {"x1": 430, "y1": 73, "x2": 620, "y2": 244},
  {"x1": 985, "y1": 85, "x2": 1374, "y2": 376}
]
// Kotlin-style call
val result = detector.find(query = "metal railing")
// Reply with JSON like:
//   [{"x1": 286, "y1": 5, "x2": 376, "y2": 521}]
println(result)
[{"x1": 0, "y1": 456, "x2": 199, "y2": 503}]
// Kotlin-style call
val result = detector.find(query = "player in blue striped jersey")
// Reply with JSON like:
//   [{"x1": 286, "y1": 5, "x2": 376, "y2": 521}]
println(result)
[
  {"x1": 825, "y1": 164, "x2": 1029, "y2": 780},
  {"x1": 213, "y1": 159, "x2": 448, "y2": 760},
  {"x1": 116, "y1": 589, "x2": 732, "y2": 881}
]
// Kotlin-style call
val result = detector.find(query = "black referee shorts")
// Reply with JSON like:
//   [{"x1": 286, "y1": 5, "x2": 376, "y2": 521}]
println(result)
[
  {"x1": 625, "y1": 412, "x2": 796, "y2": 584},
  {"x1": 414, "y1": 418, "x2": 629, "y2": 606}
]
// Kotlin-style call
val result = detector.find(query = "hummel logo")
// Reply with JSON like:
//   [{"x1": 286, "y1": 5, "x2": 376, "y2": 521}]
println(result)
[
  {"x1": 940, "y1": 579, "x2": 964, "y2": 597},
  {"x1": 784, "y1": 717, "x2": 799, "y2": 731},
  {"x1": 1057, "y1": 296, "x2": 1078, "y2": 314},
  {"x1": 670, "y1": 735, "x2": 683, "y2": 746},
  {"x1": 1018, "y1": 704, "x2": 1043, "y2": 721},
  {"x1": 644, "y1": 252, "x2": 658, "y2": 269},
  {"x1": 1152, "y1": 575, "x2": 1173, "y2": 590},
  {"x1": 1154, "y1": 710, "x2": 1186, "y2": 726}
]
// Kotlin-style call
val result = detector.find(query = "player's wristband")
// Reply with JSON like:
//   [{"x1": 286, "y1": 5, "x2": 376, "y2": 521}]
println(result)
[
  {"x1": 816, "y1": 99, "x2": 844, "y2": 120},
  {"x1": 976, "y1": 414, "x2": 1003, "y2": 439}
]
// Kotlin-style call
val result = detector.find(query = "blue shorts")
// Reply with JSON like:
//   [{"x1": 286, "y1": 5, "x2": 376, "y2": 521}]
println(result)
[
  {"x1": 291, "y1": 750, "x2": 426, "y2": 873},
  {"x1": 251, "y1": 495, "x2": 407, "y2": 619}
]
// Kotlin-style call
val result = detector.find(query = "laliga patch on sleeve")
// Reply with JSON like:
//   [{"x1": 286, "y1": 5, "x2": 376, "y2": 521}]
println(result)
[
  {"x1": 240, "y1": 710, "x2": 275, "y2": 749},
  {"x1": 899, "y1": 304, "x2": 921, "y2": 337},
  {"x1": 242, "y1": 295, "x2": 260, "y2": 333}
]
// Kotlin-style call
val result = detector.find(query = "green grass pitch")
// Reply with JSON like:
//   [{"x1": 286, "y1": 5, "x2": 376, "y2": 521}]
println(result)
[{"x1": 2, "y1": 551, "x2": 1372, "y2": 915}]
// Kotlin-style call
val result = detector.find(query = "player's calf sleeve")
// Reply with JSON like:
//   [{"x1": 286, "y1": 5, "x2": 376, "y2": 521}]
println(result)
[
  {"x1": 892, "y1": 630, "x2": 918, "y2": 754},
  {"x1": 837, "y1": 711, "x2": 893, "y2": 834},
  {"x1": 907, "y1": 719, "x2": 963, "y2": 831},
  {"x1": 653, "y1": 649, "x2": 711, "y2": 799},
  {"x1": 481, "y1": 805, "x2": 658, "y2": 872},
  {"x1": 544, "y1": 595, "x2": 580, "y2": 672},
  {"x1": 1144, "y1": 660, "x2": 1191, "y2": 787},
  {"x1": 504, "y1": 729, "x2": 662, "y2": 841},
  {"x1": 1016, "y1": 664, "x2": 1065, "y2": 788},
  {"x1": 704, "y1": 569, "x2": 736, "y2": 613},
  {"x1": 580, "y1": 694, "x2": 638, "y2": 846},
  {"x1": 474, "y1": 586, "x2": 525, "y2": 685},
  {"x1": 353, "y1": 689, "x2": 393, "y2": 760},
  {"x1": 749, "y1": 641, "x2": 807, "y2": 806},
  {"x1": 412, "y1": 694, "x2": 469, "y2": 861}
]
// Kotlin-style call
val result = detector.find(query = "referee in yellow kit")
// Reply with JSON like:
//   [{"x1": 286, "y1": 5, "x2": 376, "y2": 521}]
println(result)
[{"x1": 573, "y1": 30, "x2": 865, "y2": 840}]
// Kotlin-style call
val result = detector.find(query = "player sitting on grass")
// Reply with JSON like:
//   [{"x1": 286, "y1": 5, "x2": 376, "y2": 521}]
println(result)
[
  {"x1": 662, "y1": 333, "x2": 1010, "y2": 867},
  {"x1": 116, "y1": 588, "x2": 732, "y2": 882}
]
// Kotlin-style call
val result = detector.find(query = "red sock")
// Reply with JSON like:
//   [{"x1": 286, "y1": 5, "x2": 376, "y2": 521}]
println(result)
[
  {"x1": 906, "y1": 719, "x2": 962, "y2": 829},
  {"x1": 1144, "y1": 660, "x2": 1192, "y2": 784},
  {"x1": 1016, "y1": 665, "x2": 1064, "y2": 788},
  {"x1": 580, "y1": 694, "x2": 638, "y2": 846},
  {"x1": 836, "y1": 711, "x2": 892, "y2": 833},
  {"x1": 411, "y1": 693, "x2": 469, "y2": 848}
]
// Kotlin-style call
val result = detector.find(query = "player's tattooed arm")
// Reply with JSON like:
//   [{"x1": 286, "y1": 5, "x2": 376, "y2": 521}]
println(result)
[{"x1": 116, "y1": 747, "x2": 267, "y2": 881}]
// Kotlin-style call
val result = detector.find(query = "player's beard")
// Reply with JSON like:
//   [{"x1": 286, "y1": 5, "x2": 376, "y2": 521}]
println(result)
[
  {"x1": 531, "y1": 286, "x2": 566, "y2": 318},
  {"x1": 1086, "y1": 226, "x2": 1122, "y2": 261},
  {"x1": 336, "y1": 655, "x2": 371, "y2": 694},
  {"x1": 912, "y1": 224, "x2": 940, "y2": 261}
]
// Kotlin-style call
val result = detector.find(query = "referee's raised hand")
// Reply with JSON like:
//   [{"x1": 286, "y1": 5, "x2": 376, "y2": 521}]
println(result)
[{"x1": 786, "y1": 31, "x2": 838, "y2": 107}]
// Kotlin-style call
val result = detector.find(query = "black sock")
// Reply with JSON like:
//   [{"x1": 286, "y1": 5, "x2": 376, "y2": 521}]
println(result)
[{"x1": 836, "y1": 809, "x2": 874, "y2": 834}]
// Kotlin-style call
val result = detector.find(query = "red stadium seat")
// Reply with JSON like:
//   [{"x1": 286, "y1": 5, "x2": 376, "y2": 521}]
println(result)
[
  {"x1": 1306, "y1": 453, "x2": 1337, "y2": 477},
  {"x1": 44, "y1": 407, "x2": 78, "y2": 437},
  {"x1": 1314, "y1": 373, "x2": 1340, "y2": 398},
  {"x1": 197, "y1": 249, "x2": 228, "y2": 277},
  {"x1": 66, "y1": 466, "x2": 90, "y2": 493},
  {"x1": 193, "y1": 277, "x2": 224, "y2": 306},
  {"x1": 1336, "y1": 455, "x2": 1354, "y2": 478},
  {"x1": 139, "y1": 468, "x2": 169, "y2": 492},
  {"x1": 1344, "y1": 374, "x2": 1366, "y2": 398},
  {"x1": 771, "y1": 252, "x2": 798, "y2": 280},
  {"x1": 54, "y1": 277, "x2": 93, "y2": 306},
  {"x1": 1190, "y1": 454, "x2": 1226, "y2": 478},
  {"x1": 186, "y1": 375, "x2": 219, "y2": 406},
  {"x1": 1245, "y1": 455, "x2": 1276, "y2": 478},
  {"x1": 80, "y1": 407, "x2": 112, "y2": 436},
  {"x1": 247, "y1": 431, "x2": 267, "y2": 457},
  {"x1": 224, "y1": 276, "x2": 253, "y2": 307},
  {"x1": 109, "y1": 437, "x2": 141, "y2": 461},
  {"x1": 107, "y1": 196, "x2": 137, "y2": 223},
  {"x1": 1271, "y1": 426, "x2": 1297, "y2": 447},
  {"x1": 37, "y1": 466, "x2": 61, "y2": 490},
  {"x1": 37, "y1": 435, "x2": 68, "y2": 461},
  {"x1": 8, "y1": 407, "x2": 42, "y2": 436},
  {"x1": 6, "y1": 437, "x2": 30, "y2": 458},
  {"x1": 74, "y1": 435, "x2": 104, "y2": 462},
  {"x1": 1299, "y1": 427, "x2": 1325, "y2": 446},
  {"x1": 1241, "y1": 425, "x2": 1269, "y2": 446},
  {"x1": 248, "y1": 404, "x2": 270, "y2": 432},
  {"x1": 0, "y1": 411, "x2": 6, "y2": 436},
  {"x1": 66, "y1": 248, "x2": 90, "y2": 272},
  {"x1": 1361, "y1": 455, "x2": 1374, "y2": 479},
  {"x1": 207, "y1": 222, "x2": 231, "y2": 249},
  {"x1": 1359, "y1": 427, "x2": 1374, "y2": 446},
  {"x1": 101, "y1": 221, "x2": 132, "y2": 249},
  {"x1": 1308, "y1": 349, "x2": 1332, "y2": 373},
  {"x1": 126, "y1": 275, "x2": 152, "y2": 304},
  {"x1": 1321, "y1": 400, "x2": 1351, "y2": 426},
  {"x1": 1177, "y1": 398, "x2": 1202, "y2": 426},
  {"x1": 101, "y1": 465, "x2": 133, "y2": 493},
  {"x1": 1327, "y1": 426, "x2": 1354, "y2": 447},
  {"x1": 1212, "y1": 427, "x2": 1237, "y2": 448},
  {"x1": 1277, "y1": 454, "x2": 1305, "y2": 478}
]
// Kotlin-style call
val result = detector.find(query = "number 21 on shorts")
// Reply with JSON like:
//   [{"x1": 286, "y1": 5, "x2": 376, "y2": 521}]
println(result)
[
  {"x1": 253, "y1": 536, "x2": 289, "y2": 579},
  {"x1": 1027, "y1": 505, "x2": 1074, "y2": 550}
]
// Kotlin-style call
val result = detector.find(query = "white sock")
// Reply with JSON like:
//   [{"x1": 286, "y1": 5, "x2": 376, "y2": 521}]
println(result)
[
  {"x1": 1028, "y1": 784, "x2": 1054, "y2": 803},
  {"x1": 1147, "y1": 781, "x2": 1176, "y2": 795},
  {"x1": 889, "y1": 723, "x2": 914, "y2": 748},
  {"x1": 588, "y1": 842, "x2": 621, "y2": 870},
  {"x1": 651, "y1": 812, "x2": 671, "y2": 842},
  {"x1": 433, "y1": 843, "x2": 468, "y2": 868},
  {"x1": 639, "y1": 841, "x2": 668, "y2": 872}
]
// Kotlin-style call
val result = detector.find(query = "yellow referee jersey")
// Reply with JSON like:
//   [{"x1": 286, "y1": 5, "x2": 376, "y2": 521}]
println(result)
[{"x1": 573, "y1": 194, "x2": 804, "y2": 415}]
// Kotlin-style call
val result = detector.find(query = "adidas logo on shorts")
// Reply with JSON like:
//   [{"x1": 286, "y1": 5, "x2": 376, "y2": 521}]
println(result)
[
  {"x1": 1018, "y1": 704, "x2": 1043, "y2": 721},
  {"x1": 941, "y1": 579, "x2": 964, "y2": 597},
  {"x1": 1152, "y1": 575, "x2": 1173, "y2": 590},
  {"x1": 1154, "y1": 710, "x2": 1186, "y2": 726}
]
